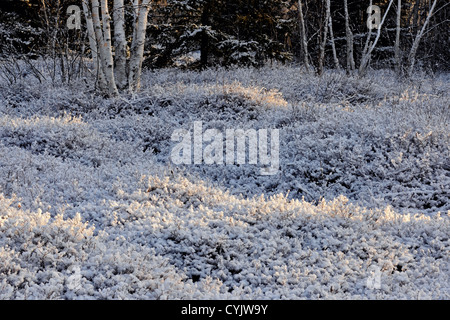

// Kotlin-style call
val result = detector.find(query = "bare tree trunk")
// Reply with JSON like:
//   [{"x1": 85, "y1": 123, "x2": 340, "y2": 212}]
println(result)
[
  {"x1": 318, "y1": 0, "x2": 330, "y2": 75},
  {"x1": 90, "y1": 0, "x2": 119, "y2": 96},
  {"x1": 82, "y1": 0, "x2": 107, "y2": 91},
  {"x1": 407, "y1": 0, "x2": 438, "y2": 76},
  {"x1": 298, "y1": 0, "x2": 310, "y2": 72},
  {"x1": 359, "y1": 0, "x2": 395, "y2": 76},
  {"x1": 131, "y1": 0, "x2": 140, "y2": 50},
  {"x1": 113, "y1": 0, "x2": 128, "y2": 89},
  {"x1": 394, "y1": 0, "x2": 402, "y2": 74},
  {"x1": 326, "y1": 0, "x2": 339, "y2": 70},
  {"x1": 100, "y1": 0, "x2": 119, "y2": 96},
  {"x1": 344, "y1": 0, "x2": 355, "y2": 74},
  {"x1": 360, "y1": 0, "x2": 374, "y2": 66},
  {"x1": 128, "y1": 0, "x2": 151, "y2": 93}
]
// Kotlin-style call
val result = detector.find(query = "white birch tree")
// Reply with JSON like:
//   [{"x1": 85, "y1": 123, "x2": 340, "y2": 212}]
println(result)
[
  {"x1": 81, "y1": 0, "x2": 106, "y2": 91},
  {"x1": 113, "y1": 0, "x2": 128, "y2": 90},
  {"x1": 407, "y1": 0, "x2": 438, "y2": 76},
  {"x1": 318, "y1": 0, "x2": 330, "y2": 75},
  {"x1": 394, "y1": 0, "x2": 402, "y2": 74},
  {"x1": 98, "y1": 0, "x2": 118, "y2": 96},
  {"x1": 360, "y1": 0, "x2": 374, "y2": 75},
  {"x1": 82, "y1": 0, "x2": 152, "y2": 96},
  {"x1": 298, "y1": 0, "x2": 310, "y2": 72},
  {"x1": 327, "y1": 0, "x2": 340, "y2": 70},
  {"x1": 344, "y1": 0, "x2": 355, "y2": 73},
  {"x1": 359, "y1": 0, "x2": 395, "y2": 76},
  {"x1": 128, "y1": 0, "x2": 152, "y2": 93}
]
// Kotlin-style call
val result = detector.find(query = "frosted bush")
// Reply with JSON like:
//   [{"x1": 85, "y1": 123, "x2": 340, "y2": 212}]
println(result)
[
  {"x1": 0, "y1": 195, "x2": 230, "y2": 299},
  {"x1": 0, "y1": 65, "x2": 448, "y2": 299}
]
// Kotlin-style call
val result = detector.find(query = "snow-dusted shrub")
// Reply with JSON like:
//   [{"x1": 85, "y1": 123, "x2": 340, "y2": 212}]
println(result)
[
  {"x1": 0, "y1": 65, "x2": 448, "y2": 299},
  {"x1": 0, "y1": 113, "x2": 141, "y2": 168},
  {"x1": 131, "y1": 67, "x2": 450, "y2": 215},
  {"x1": 0, "y1": 195, "x2": 228, "y2": 299},
  {"x1": 99, "y1": 176, "x2": 450, "y2": 299}
]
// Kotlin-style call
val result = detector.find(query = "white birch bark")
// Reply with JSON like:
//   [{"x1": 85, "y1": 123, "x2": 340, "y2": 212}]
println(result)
[
  {"x1": 99, "y1": 0, "x2": 119, "y2": 96},
  {"x1": 113, "y1": 0, "x2": 128, "y2": 89},
  {"x1": 360, "y1": 0, "x2": 374, "y2": 68},
  {"x1": 298, "y1": 0, "x2": 310, "y2": 72},
  {"x1": 344, "y1": 0, "x2": 355, "y2": 73},
  {"x1": 407, "y1": 0, "x2": 438, "y2": 76},
  {"x1": 394, "y1": 0, "x2": 402, "y2": 73},
  {"x1": 90, "y1": 0, "x2": 118, "y2": 96},
  {"x1": 132, "y1": 0, "x2": 140, "y2": 42},
  {"x1": 318, "y1": 0, "x2": 330, "y2": 75},
  {"x1": 81, "y1": 1, "x2": 100, "y2": 77},
  {"x1": 128, "y1": 0, "x2": 152, "y2": 92},
  {"x1": 327, "y1": 0, "x2": 340, "y2": 70},
  {"x1": 82, "y1": 0, "x2": 107, "y2": 91},
  {"x1": 359, "y1": 0, "x2": 395, "y2": 76},
  {"x1": 81, "y1": 0, "x2": 152, "y2": 96}
]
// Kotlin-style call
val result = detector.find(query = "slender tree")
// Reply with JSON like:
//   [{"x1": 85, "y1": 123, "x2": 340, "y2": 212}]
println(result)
[
  {"x1": 318, "y1": 0, "x2": 330, "y2": 75},
  {"x1": 360, "y1": 0, "x2": 374, "y2": 73},
  {"x1": 298, "y1": 0, "x2": 310, "y2": 71},
  {"x1": 128, "y1": 0, "x2": 152, "y2": 92},
  {"x1": 359, "y1": 0, "x2": 395, "y2": 76},
  {"x1": 407, "y1": 0, "x2": 438, "y2": 76},
  {"x1": 344, "y1": 0, "x2": 355, "y2": 73},
  {"x1": 327, "y1": 0, "x2": 340, "y2": 70},
  {"x1": 394, "y1": 0, "x2": 401, "y2": 74},
  {"x1": 81, "y1": 0, "x2": 106, "y2": 91}
]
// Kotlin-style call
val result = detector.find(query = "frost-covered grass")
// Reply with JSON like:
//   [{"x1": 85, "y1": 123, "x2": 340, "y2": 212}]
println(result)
[{"x1": 0, "y1": 65, "x2": 448, "y2": 299}]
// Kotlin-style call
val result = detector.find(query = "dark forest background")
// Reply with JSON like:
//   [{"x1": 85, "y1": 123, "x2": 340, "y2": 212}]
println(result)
[{"x1": 1, "y1": 0, "x2": 448, "y2": 75}]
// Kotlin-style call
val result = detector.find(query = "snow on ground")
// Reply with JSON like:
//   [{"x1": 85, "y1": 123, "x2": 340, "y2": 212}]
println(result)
[{"x1": 0, "y1": 66, "x2": 448, "y2": 299}]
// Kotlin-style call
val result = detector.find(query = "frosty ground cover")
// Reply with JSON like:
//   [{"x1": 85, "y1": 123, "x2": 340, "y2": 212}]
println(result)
[{"x1": 0, "y1": 66, "x2": 448, "y2": 299}]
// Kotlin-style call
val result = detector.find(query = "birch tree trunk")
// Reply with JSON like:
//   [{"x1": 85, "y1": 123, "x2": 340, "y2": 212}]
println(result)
[
  {"x1": 327, "y1": 0, "x2": 340, "y2": 70},
  {"x1": 360, "y1": 0, "x2": 374, "y2": 72},
  {"x1": 407, "y1": 0, "x2": 438, "y2": 76},
  {"x1": 318, "y1": 0, "x2": 330, "y2": 75},
  {"x1": 82, "y1": 0, "x2": 107, "y2": 91},
  {"x1": 99, "y1": 0, "x2": 119, "y2": 96},
  {"x1": 394, "y1": 0, "x2": 402, "y2": 74},
  {"x1": 344, "y1": 0, "x2": 355, "y2": 74},
  {"x1": 298, "y1": 0, "x2": 310, "y2": 72},
  {"x1": 113, "y1": 0, "x2": 128, "y2": 90},
  {"x1": 128, "y1": 0, "x2": 152, "y2": 93},
  {"x1": 131, "y1": 0, "x2": 140, "y2": 51},
  {"x1": 90, "y1": 0, "x2": 119, "y2": 96},
  {"x1": 359, "y1": 0, "x2": 395, "y2": 76}
]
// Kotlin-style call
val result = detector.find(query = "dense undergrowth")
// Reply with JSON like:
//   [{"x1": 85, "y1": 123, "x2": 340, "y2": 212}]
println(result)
[{"x1": 0, "y1": 65, "x2": 448, "y2": 299}]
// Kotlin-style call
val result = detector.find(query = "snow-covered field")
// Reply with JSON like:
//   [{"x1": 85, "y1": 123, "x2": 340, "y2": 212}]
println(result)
[{"x1": 0, "y1": 66, "x2": 448, "y2": 299}]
